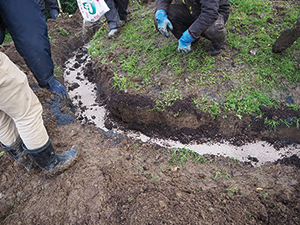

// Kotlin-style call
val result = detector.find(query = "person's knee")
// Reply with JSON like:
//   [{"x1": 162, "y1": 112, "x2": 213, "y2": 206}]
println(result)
[{"x1": 202, "y1": 14, "x2": 226, "y2": 42}]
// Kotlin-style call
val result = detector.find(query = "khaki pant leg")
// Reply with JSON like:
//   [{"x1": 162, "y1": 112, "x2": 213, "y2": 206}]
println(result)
[
  {"x1": 0, "y1": 52, "x2": 49, "y2": 149},
  {"x1": 0, "y1": 110, "x2": 19, "y2": 146}
]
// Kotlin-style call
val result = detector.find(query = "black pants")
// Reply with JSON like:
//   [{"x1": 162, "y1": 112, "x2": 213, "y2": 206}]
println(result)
[{"x1": 105, "y1": 0, "x2": 129, "y2": 30}]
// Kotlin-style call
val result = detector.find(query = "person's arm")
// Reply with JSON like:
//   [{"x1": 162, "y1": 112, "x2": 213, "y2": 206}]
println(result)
[
  {"x1": 218, "y1": 0, "x2": 230, "y2": 23},
  {"x1": 188, "y1": 0, "x2": 220, "y2": 40},
  {"x1": 155, "y1": 0, "x2": 174, "y2": 38},
  {"x1": 0, "y1": 0, "x2": 68, "y2": 99},
  {"x1": 155, "y1": 0, "x2": 173, "y2": 13}
]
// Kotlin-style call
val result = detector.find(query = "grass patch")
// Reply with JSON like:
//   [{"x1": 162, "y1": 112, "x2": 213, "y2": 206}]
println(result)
[
  {"x1": 168, "y1": 148, "x2": 209, "y2": 165},
  {"x1": 56, "y1": 26, "x2": 69, "y2": 36},
  {"x1": 88, "y1": 0, "x2": 300, "y2": 122}
]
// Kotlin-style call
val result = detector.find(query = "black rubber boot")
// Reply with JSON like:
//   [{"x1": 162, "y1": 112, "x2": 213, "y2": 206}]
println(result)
[
  {"x1": 1, "y1": 136, "x2": 32, "y2": 171},
  {"x1": 272, "y1": 28, "x2": 300, "y2": 53},
  {"x1": 25, "y1": 139, "x2": 79, "y2": 174},
  {"x1": 273, "y1": 15, "x2": 300, "y2": 53},
  {"x1": 211, "y1": 44, "x2": 224, "y2": 56}
]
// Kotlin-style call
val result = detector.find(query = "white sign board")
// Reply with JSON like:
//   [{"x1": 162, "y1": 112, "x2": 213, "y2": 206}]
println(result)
[{"x1": 77, "y1": 0, "x2": 109, "y2": 22}]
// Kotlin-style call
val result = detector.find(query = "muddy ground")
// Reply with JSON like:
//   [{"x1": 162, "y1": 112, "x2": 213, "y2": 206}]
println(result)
[{"x1": 1, "y1": 2, "x2": 300, "y2": 225}]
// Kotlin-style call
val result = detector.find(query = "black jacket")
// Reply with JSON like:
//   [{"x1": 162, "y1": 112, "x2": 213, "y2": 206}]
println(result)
[
  {"x1": 0, "y1": 0, "x2": 55, "y2": 87},
  {"x1": 156, "y1": 0, "x2": 230, "y2": 39}
]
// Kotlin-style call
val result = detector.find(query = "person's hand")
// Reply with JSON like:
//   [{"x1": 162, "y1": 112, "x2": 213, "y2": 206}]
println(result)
[
  {"x1": 178, "y1": 30, "x2": 195, "y2": 53},
  {"x1": 155, "y1": 9, "x2": 173, "y2": 38},
  {"x1": 48, "y1": 79, "x2": 69, "y2": 100}
]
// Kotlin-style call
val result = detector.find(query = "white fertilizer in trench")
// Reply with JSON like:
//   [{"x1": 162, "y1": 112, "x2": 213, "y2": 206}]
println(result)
[{"x1": 64, "y1": 49, "x2": 300, "y2": 167}]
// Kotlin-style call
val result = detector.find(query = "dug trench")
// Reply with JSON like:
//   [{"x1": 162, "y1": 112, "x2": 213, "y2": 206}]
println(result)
[{"x1": 1, "y1": 5, "x2": 300, "y2": 225}]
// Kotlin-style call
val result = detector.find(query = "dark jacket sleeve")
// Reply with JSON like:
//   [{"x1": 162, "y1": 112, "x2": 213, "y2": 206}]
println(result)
[
  {"x1": 188, "y1": 0, "x2": 230, "y2": 39},
  {"x1": 37, "y1": 0, "x2": 46, "y2": 15},
  {"x1": 155, "y1": 0, "x2": 173, "y2": 13},
  {"x1": 44, "y1": 0, "x2": 59, "y2": 11},
  {"x1": 188, "y1": 0, "x2": 219, "y2": 39},
  {"x1": 0, "y1": 0, "x2": 55, "y2": 88},
  {"x1": 218, "y1": 0, "x2": 230, "y2": 23}
]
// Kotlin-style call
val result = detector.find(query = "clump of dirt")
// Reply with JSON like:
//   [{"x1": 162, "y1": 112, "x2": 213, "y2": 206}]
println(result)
[{"x1": 1, "y1": 4, "x2": 300, "y2": 225}]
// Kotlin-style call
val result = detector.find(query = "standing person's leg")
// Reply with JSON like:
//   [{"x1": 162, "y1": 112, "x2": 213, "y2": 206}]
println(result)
[
  {"x1": 0, "y1": 111, "x2": 32, "y2": 171},
  {"x1": 0, "y1": 51, "x2": 46, "y2": 171},
  {"x1": 44, "y1": 0, "x2": 59, "y2": 19},
  {"x1": 115, "y1": 0, "x2": 129, "y2": 21},
  {"x1": 105, "y1": 0, "x2": 121, "y2": 38},
  {"x1": 0, "y1": 52, "x2": 49, "y2": 150},
  {"x1": 0, "y1": 52, "x2": 78, "y2": 173}
]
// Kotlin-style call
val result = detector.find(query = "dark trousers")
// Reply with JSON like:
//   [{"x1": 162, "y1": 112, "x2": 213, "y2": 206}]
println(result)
[{"x1": 105, "y1": 0, "x2": 129, "y2": 30}]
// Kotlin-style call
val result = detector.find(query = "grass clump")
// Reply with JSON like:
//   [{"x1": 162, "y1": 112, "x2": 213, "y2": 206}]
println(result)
[
  {"x1": 168, "y1": 148, "x2": 209, "y2": 165},
  {"x1": 56, "y1": 26, "x2": 69, "y2": 36}
]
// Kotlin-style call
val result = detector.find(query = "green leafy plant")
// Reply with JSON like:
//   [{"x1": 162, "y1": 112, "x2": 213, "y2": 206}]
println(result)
[
  {"x1": 168, "y1": 148, "x2": 209, "y2": 166},
  {"x1": 227, "y1": 187, "x2": 240, "y2": 195},
  {"x1": 3, "y1": 213, "x2": 18, "y2": 222},
  {"x1": 56, "y1": 26, "x2": 69, "y2": 36},
  {"x1": 230, "y1": 157, "x2": 240, "y2": 165},
  {"x1": 264, "y1": 118, "x2": 281, "y2": 131},
  {"x1": 262, "y1": 192, "x2": 269, "y2": 199},
  {"x1": 214, "y1": 171, "x2": 222, "y2": 179}
]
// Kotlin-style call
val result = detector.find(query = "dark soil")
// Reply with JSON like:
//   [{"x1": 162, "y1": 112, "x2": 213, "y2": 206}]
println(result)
[{"x1": 1, "y1": 3, "x2": 300, "y2": 225}]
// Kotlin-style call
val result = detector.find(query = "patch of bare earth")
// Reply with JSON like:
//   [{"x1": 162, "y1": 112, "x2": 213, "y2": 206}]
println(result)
[{"x1": 1, "y1": 4, "x2": 300, "y2": 225}]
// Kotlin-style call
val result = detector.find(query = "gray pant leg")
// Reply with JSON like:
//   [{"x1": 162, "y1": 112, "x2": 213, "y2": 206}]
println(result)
[
  {"x1": 115, "y1": 0, "x2": 129, "y2": 20},
  {"x1": 105, "y1": 0, "x2": 120, "y2": 30}
]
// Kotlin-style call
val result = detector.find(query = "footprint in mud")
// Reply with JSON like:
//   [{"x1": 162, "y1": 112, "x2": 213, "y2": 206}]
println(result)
[{"x1": 45, "y1": 95, "x2": 75, "y2": 126}]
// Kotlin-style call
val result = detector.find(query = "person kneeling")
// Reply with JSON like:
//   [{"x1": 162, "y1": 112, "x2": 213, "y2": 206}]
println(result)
[{"x1": 154, "y1": 0, "x2": 230, "y2": 55}]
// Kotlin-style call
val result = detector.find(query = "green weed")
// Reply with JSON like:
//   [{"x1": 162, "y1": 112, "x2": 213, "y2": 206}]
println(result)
[
  {"x1": 214, "y1": 171, "x2": 222, "y2": 179},
  {"x1": 230, "y1": 157, "x2": 240, "y2": 165},
  {"x1": 56, "y1": 26, "x2": 69, "y2": 36},
  {"x1": 168, "y1": 148, "x2": 208, "y2": 165},
  {"x1": 227, "y1": 187, "x2": 240, "y2": 195},
  {"x1": 262, "y1": 192, "x2": 269, "y2": 199},
  {"x1": 3, "y1": 213, "x2": 17, "y2": 222},
  {"x1": 3, "y1": 32, "x2": 12, "y2": 44}
]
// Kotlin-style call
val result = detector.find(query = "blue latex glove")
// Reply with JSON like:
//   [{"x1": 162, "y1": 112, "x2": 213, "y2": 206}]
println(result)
[
  {"x1": 155, "y1": 9, "x2": 173, "y2": 38},
  {"x1": 178, "y1": 30, "x2": 195, "y2": 53},
  {"x1": 48, "y1": 79, "x2": 69, "y2": 100}
]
